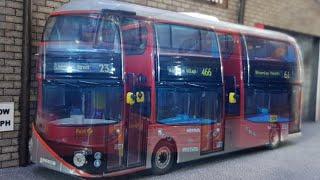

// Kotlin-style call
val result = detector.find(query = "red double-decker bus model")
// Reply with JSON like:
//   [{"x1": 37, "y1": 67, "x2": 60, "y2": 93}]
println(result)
[{"x1": 29, "y1": 0, "x2": 302, "y2": 178}]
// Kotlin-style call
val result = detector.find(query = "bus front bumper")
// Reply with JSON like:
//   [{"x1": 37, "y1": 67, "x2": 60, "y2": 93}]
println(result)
[{"x1": 29, "y1": 124, "x2": 99, "y2": 178}]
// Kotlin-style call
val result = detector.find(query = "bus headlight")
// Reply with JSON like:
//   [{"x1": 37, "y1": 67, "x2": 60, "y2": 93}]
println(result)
[
  {"x1": 94, "y1": 152, "x2": 102, "y2": 160},
  {"x1": 73, "y1": 152, "x2": 86, "y2": 168},
  {"x1": 212, "y1": 128, "x2": 221, "y2": 138},
  {"x1": 94, "y1": 159, "x2": 102, "y2": 168}
]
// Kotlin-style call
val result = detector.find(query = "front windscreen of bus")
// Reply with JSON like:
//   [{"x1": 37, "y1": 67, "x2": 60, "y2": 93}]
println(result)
[
  {"x1": 42, "y1": 84, "x2": 122, "y2": 126},
  {"x1": 37, "y1": 82, "x2": 123, "y2": 174},
  {"x1": 42, "y1": 14, "x2": 121, "y2": 79}
]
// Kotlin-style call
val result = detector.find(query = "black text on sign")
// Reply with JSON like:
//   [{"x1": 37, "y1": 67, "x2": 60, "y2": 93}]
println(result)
[{"x1": 0, "y1": 102, "x2": 14, "y2": 132}]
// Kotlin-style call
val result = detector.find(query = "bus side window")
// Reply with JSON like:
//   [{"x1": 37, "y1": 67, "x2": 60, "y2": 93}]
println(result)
[
  {"x1": 286, "y1": 45, "x2": 296, "y2": 62},
  {"x1": 245, "y1": 36, "x2": 297, "y2": 62},
  {"x1": 155, "y1": 23, "x2": 220, "y2": 58},
  {"x1": 96, "y1": 17, "x2": 120, "y2": 52},
  {"x1": 155, "y1": 24, "x2": 171, "y2": 52},
  {"x1": 121, "y1": 18, "x2": 148, "y2": 55},
  {"x1": 218, "y1": 34, "x2": 235, "y2": 60},
  {"x1": 171, "y1": 25, "x2": 201, "y2": 53}
]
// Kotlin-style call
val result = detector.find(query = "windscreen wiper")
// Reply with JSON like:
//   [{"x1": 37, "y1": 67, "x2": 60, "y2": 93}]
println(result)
[
  {"x1": 78, "y1": 80, "x2": 100, "y2": 86},
  {"x1": 77, "y1": 80, "x2": 121, "y2": 87},
  {"x1": 159, "y1": 82, "x2": 180, "y2": 89},
  {"x1": 159, "y1": 82, "x2": 208, "y2": 89},
  {"x1": 185, "y1": 82, "x2": 207, "y2": 89},
  {"x1": 46, "y1": 79, "x2": 79, "y2": 87}
]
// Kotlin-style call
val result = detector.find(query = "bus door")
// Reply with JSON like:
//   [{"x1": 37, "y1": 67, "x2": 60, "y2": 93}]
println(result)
[
  {"x1": 121, "y1": 17, "x2": 153, "y2": 168},
  {"x1": 218, "y1": 32, "x2": 244, "y2": 150},
  {"x1": 125, "y1": 74, "x2": 150, "y2": 168}
]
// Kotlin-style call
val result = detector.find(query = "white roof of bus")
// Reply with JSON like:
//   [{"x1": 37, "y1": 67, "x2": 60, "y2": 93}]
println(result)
[{"x1": 56, "y1": 0, "x2": 297, "y2": 43}]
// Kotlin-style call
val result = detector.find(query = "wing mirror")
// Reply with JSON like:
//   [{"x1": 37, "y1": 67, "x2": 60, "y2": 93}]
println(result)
[
  {"x1": 229, "y1": 92, "x2": 237, "y2": 104},
  {"x1": 136, "y1": 91, "x2": 145, "y2": 103},
  {"x1": 126, "y1": 92, "x2": 135, "y2": 105},
  {"x1": 126, "y1": 91, "x2": 145, "y2": 105},
  {"x1": 225, "y1": 76, "x2": 238, "y2": 104}
]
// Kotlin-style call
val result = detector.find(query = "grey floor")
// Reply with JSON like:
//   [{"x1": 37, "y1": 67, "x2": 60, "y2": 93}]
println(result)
[{"x1": 0, "y1": 122, "x2": 319, "y2": 180}]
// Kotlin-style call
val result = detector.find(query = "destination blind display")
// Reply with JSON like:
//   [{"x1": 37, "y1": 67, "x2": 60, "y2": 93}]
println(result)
[
  {"x1": 159, "y1": 56, "x2": 222, "y2": 82},
  {"x1": 167, "y1": 66, "x2": 213, "y2": 77},
  {"x1": 246, "y1": 60, "x2": 297, "y2": 83},
  {"x1": 254, "y1": 69, "x2": 291, "y2": 79},
  {"x1": 45, "y1": 61, "x2": 122, "y2": 79},
  {"x1": 52, "y1": 62, "x2": 116, "y2": 74}
]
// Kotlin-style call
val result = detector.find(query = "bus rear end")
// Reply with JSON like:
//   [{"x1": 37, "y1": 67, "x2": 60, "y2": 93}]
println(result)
[
  {"x1": 220, "y1": 31, "x2": 302, "y2": 150},
  {"x1": 243, "y1": 35, "x2": 302, "y2": 141}
]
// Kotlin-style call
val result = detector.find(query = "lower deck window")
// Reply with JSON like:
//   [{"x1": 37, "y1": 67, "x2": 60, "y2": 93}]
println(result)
[
  {"x1": 157, "y1": 87, "x2": 222, "y2": 125},
  {"x1": 245, "y1": 88, "x2": 291, "y2": 123}
]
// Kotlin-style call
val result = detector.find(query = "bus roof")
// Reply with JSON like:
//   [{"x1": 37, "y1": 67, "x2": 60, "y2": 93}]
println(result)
[{"x1": 55, "y1": 0, "x2": 297, "y2": 44}]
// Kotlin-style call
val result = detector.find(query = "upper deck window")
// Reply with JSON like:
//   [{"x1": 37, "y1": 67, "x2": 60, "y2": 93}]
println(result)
[
  {"x1": 42, "y1": 14, "x2": 122, "y2": 79},
  {"x1": 155, "y1": 24, "x2": 220, "y2": 58},
  {"x1": 43, "y1": 14, "x2": 120, "y2": 53},
  {"x1": 218, "y1": 34, "x2": 236, "y2": 59},
  {"x1": 121, "y1": 18, "x2": 148, "y2": 55},
  {"x1": 246, "y1": 36, "x2": 296, "y2": 62}
]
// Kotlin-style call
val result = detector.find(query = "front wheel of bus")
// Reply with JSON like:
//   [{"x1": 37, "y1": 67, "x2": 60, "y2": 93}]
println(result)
[
  {"x1": 268, "y1": 129, "x2": 280, "y2": 149},
  {"x1": 151, "y1": 141, "x2": 176, "y2": 175}
]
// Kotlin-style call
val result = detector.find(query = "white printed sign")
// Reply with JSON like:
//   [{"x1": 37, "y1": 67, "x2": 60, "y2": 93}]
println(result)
[
  {"x1": 0, "y1": 102, "x2": 14, "y2": 132},
  {"x1": 201, "y1": 0, "x2": 228, "y2": 8},
  {"x1": 207, "y1": 0, "x2": 224, "y2": 4}
]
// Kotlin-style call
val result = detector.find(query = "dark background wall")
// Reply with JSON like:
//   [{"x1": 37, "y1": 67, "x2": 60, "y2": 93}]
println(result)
[{"x1": 0, "y1": 0, "x2": 23, "y2": 168}]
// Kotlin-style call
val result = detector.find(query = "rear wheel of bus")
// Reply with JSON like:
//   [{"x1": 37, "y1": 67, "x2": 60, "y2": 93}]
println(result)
[{"x1": 151, "y1": 141, "x2": 176, "y2": 175}]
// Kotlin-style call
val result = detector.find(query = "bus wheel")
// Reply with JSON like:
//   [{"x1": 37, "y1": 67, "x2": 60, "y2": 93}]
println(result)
[
  {"x1": 151, "y1": 141, "x2": 175, "y2": 175},
  {"x1": 268, "y1": 129, "x2": 280, "y2": 149}
]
